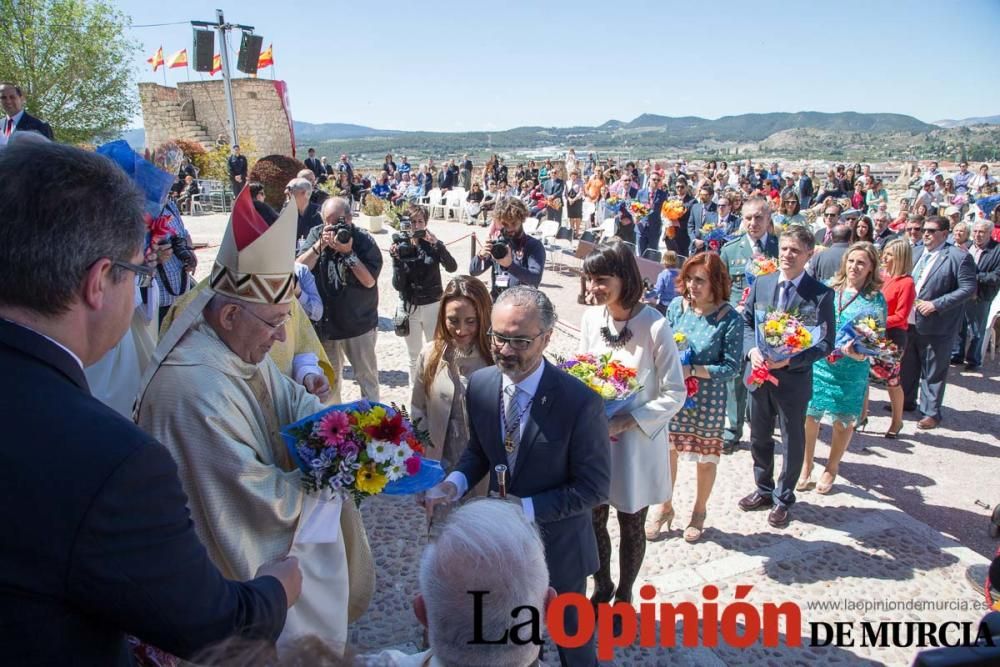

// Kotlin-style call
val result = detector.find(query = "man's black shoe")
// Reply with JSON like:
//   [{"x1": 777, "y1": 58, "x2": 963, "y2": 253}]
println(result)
[{"x1": 767, "y1": 505, "x2": 790, "y2": 528}]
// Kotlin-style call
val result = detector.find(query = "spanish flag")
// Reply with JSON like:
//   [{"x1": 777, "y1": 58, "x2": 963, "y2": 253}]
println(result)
[
  {"x1": 147, "y1": 46, "x2": 164, "y2": 72},
  {"x1": 166, "y1": 48, "x2": 188, "y2": 69},
  {"x1": 209, "y1": 54, "x2": 222, "y2": 76},
  {"x1": 257, "y1": 44, "x2": 274, "y2": 69}
]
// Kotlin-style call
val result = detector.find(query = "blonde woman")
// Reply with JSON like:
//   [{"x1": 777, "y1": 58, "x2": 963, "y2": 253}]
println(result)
[
  {"x1": 800, "y1": 242, "x2": 887, "y2": 494},
  {"x1": 410, "y1": 276, "x2": 494, "y2": 493}
]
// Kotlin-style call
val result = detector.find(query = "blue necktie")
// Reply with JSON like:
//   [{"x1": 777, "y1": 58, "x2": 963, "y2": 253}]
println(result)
[
  {"x1": 912, "y1": 252, "x2": 929, "y2": 284},
  {"x1": 778, "y1": 281, "x2": 795, "y2": 310}
]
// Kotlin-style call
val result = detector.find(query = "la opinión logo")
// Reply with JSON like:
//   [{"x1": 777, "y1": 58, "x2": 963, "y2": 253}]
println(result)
[{"x1": 468, "y1": 585, "x2": 995, "y2": 660}]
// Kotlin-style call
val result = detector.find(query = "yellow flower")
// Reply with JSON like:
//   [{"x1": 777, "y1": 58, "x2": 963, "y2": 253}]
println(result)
[
  {"x1": 673, "y1": 332, "x2": 687, "y2": 345},
  {"x1": 353, "y1": 405, "x2": 387, "y2": 430},
  {"x1": 764, "y1": 320, "x2": 783, "y2": 335},
  {"x1": 355, "y1": 462, "x2": 388, "y2": 495},
  {"x1": 599, "y1": 384, "x2": 618, "y2": 400}
]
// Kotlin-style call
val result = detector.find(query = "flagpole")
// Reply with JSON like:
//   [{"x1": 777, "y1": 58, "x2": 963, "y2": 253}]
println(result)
[{"x1": 162, "y1": 65, "x2": 167, "y2": 87}]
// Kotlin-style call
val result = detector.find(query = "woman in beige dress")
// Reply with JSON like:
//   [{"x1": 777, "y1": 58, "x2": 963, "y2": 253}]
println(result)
[{"x1": 411, "y1": 276, "x2": 494, "y2": 494}]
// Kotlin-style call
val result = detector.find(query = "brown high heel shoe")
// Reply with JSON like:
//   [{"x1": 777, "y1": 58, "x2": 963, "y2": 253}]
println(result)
[{"x1": 645, "y1": 506, "x2": 675, "y2": 539}]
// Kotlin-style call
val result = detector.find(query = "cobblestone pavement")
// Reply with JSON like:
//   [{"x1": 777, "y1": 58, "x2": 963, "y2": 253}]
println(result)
[{"x1": 186, "y1": 211, "x2": 998, "y2": 666}]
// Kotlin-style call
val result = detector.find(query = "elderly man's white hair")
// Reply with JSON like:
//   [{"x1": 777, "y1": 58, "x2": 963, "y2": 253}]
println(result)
[
  {"x1": 286, "y1": 176, "x2": 312, "y2": 194},
  {"x1": 420, "y1": 500, "x2": 549, "y2": 667},
  {"x1": 295, "y1": 169, "x2": 317, "y2": 185}
]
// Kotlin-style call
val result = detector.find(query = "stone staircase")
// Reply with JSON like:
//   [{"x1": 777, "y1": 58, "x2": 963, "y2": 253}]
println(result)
[{"x1": 148, "y1": 97, "x2": 214, "y2": 147}]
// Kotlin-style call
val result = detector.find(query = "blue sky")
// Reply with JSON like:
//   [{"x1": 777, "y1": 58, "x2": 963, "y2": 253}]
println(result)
[{"x1": 118, "y1": 0, "x2": 1000, "y2": 131}]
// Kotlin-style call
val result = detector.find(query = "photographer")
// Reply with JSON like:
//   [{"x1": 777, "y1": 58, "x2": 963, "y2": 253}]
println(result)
[
  {"x1": 153, "y1": 198, "x2": 197, "y2": 324},
  {"x1": 296, "y1": 197, "x2": 382, "y2": 403},
  {"x1": 390, "y1": 205, "x2": 458, "y2": 383},
  {"x1": 469, "y1": 198, "x2": 545, "y2": 301}
]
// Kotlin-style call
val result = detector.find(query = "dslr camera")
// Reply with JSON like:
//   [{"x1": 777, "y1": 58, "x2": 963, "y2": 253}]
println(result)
[
  {"x1": 168, "y1": 235, "x2": 196, "y2": 268},
  {"x1": 326, "y1": 216, "x2": 352, "y2": 245},
  {"x1": 391, "y1": 216, "x2": 427, "y2": 262},
  {"x1": 489, "y1": 230, "x2": 510, "y2": 260}
]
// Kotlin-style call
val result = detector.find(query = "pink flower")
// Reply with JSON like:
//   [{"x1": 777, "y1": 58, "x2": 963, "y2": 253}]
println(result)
[
  {"x1": 316, "y1": 411, "x2": 351, "y2": 445},
  {"x1": 404, "y1": 456, "x2": 422, "y2": 475}
]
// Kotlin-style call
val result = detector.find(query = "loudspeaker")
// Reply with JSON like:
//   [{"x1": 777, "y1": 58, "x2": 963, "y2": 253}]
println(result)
[
  {"x1": 193, "y1": 29, "x2": 215, "y2": 72},
  {"x1": 237, "y1": 33, "x2": 263, "y2": 74}
]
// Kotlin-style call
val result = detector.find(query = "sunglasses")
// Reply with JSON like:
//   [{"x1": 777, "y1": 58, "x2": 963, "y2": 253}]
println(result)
[
  {"x1": 921, "y1": 228, "x2": 944, "y2": 234},
  {"x1": 824, "y1": 213, "x2": 839, "y2": 218}
]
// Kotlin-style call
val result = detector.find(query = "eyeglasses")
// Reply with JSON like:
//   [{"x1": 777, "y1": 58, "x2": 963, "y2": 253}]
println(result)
[
  {"x1": 921, "y1": 227, "x2": 944, "y2": 234},
  {"x1": 239, "y1": 305, "x2": 292, "y2": 331},
  {"x1": 487, "y1": 328, "x2": 546, "y2": 351},
  {"x1": 824, "y1": 213, "x2": 839, "y2": 218},
  {"x1": 112, "y1": 259, "x2": 155, "y2": 288}
]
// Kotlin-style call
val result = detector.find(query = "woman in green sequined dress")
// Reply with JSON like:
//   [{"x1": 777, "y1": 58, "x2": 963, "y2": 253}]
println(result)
[{"x1": 800, "y1": 242, "x2": 886, "y2": 495}]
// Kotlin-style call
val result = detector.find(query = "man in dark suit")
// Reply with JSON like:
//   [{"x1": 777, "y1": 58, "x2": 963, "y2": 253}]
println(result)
[
  {"x1": 664, "y1": 177, "x2": 695, "y2": 256},
  {"x1": 304, "y1": 147, "x2": 323, "y2": 180},
  {"x1": 687, "y1": 183, "x2": 719, "y2": 255},
  {"x1": 813, "y1": 202, "x2": 843, "y2": 248},
  {"x1": 720, "y1": 195, "x2": 779, "y2": 453},
  {"x1": 425, "y1": 286, "x2": 610, "y2": 666},
  {"x1": 739, "y1": 225, "x2": 835, "y2": 527},
  {"x1": 955, "y1": 221, "x2": 1000, "y2": 369},
  {"x1": 0, "y1": 141, "x2": 300, "y2": 665},
  {"x1": 806, "y1": 224, "x2": 851, "y2": 282},
  {"x1": 227, "y1": 143, "x2": 248, "y2": 196},
  {"x1": 0, "y1": 82, "x2": 54, "y2": 144},
  {"x1": 900, "y1": 215, "x2": 977, "y2": 429}
]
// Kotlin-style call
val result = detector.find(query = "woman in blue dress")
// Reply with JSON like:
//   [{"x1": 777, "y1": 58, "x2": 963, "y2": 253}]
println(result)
[
  {"x1": 800, "y1": 242, "x2": 887, "y2": 494},
  {"x1": 646, "y1": 253, "x2": 742, "y2": 543}
]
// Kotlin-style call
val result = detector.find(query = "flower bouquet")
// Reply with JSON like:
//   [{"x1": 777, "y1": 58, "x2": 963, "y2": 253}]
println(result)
[
  {"x1": 628, "y1": 200, "x2": 650, "y2": 220},
  {"x1": 605, "y1": 195, "x2": 624, "y2": 211},
  {"x1": 661, "y1": 199, "x2": 686, "y2": 221},
  {"x1": 739, "y1": 254, "x2": 779, "y2": 307},
  {"x1": 744, "y1": 308, "x2": 826, "y2": 389},
  {"x1": 281, "y1": 401, "x2": 444, "y2": 504},
  {"x1": 674, "y1": 332, "x2": 699, "y2": 410},
  {"x1": 558, "y1": 353, "x2": 643, "y2": 417},
  {"x1": 826, "y1": 312, "x2": 901, "y2": 372},
  {"x1": 699, "y1": 223, "x2": 732, "y2": 253}
]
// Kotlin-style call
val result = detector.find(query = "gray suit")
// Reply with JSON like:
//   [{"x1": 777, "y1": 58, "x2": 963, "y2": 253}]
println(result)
[
  {"x1": 807, "y1": 242, "x2": 849, "y2": 283},
  {"x1": 900, "y1": 243, "x2": 977, "y2": 420},
  {"x1": 456, "y1": 362, "x2": 610, "y2": 666},
  {"x1": 742, "y1": 272, "x2": 835, "y2": 508}
]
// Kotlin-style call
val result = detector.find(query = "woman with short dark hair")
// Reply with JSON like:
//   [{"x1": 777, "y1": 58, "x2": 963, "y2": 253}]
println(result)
[
  {"x1": 647, "y1": 252, "x2": 742, "y2": 542},
  {"x1": 579, "y1": 241, "x2": 685, "y2": 608}
]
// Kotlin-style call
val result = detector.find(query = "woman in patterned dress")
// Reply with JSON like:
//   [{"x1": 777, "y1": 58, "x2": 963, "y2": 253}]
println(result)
[
  {"x1": 799, "y1": 242, "x2": 887, "y2": 494},
  {"x1": 579, "y1": 241, "x2": 686, "y2": 608},
  {"x1": 646, "y1": 253, "x2": 742, "y2": 543}
]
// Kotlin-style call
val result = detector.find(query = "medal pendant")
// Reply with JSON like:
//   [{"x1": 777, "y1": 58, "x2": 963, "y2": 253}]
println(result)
[{"x1": 504, "y1": 435, "x2": 515, "y2": 453}]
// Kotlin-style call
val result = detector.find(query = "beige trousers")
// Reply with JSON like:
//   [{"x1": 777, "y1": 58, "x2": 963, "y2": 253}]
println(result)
[{"x1": 322, "y1": 329, "x2": 379, "y2": 403}]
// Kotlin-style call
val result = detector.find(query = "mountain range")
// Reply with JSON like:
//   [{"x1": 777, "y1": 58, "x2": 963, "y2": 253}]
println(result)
[{"x1": 932, "y1": 115, "x2": 1000, "y2": 128}]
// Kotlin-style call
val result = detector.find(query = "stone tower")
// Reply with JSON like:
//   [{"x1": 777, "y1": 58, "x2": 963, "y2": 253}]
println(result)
[{"x1": 138, "y1": 79, "x2": 294, "y2": 155}]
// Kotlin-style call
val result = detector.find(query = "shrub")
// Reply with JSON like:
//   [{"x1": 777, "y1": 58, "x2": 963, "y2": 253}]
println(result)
[
  {"x1": 248, "y1": 154, "x2": 307, "y2": 209},
  {"x1": 361, "y1": 196, "x2": 386, "y2": 217}
]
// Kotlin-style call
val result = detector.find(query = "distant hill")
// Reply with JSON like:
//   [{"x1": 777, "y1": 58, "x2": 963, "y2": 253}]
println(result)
[
  {"x1": 933, "y1": 115, "x2": 1000, "y2": 128},
  {"x1": 301, "y1": 111, "x2": 944, "y2": 160},
  {"x1": 293, "y1": 121, "x2": 399, "y2": 142}
]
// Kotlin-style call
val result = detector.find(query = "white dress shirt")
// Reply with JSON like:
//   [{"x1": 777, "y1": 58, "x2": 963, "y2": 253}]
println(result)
[
  {"x1": 0, "y1": 110, "x2": 25, "y2": 146},
  {"x1": 444, "y1": 360, "x2": 546, "y2": 521}
]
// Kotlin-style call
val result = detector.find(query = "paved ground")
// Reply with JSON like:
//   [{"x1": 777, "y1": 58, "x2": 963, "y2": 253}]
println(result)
[{"x1": 185, "y1": 210, "x2": 999, "y2": 666}]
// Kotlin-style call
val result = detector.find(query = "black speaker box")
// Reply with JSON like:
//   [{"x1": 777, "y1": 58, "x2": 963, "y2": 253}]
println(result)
[
  {"x1": 237, "y1": 33, "x2": 263, "y2": 74},
  {"x1": 193, "y1": 29, "x2": 215, "y2": 72}
]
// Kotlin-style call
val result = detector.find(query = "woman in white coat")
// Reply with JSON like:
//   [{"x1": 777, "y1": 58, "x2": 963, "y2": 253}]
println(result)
[{"x1": 578, "y1": 241, "x2": 686, "y2": 609}]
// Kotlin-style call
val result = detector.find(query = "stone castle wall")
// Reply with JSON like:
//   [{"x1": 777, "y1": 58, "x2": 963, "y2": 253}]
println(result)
[{"x1": 138, "y1": 79, "x2": 293, "y2": 156}]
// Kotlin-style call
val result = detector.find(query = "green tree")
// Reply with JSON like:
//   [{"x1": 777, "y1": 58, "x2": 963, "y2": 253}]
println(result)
[{"x1": 0, "y1": 0, "x2": 139, "y2": 144}]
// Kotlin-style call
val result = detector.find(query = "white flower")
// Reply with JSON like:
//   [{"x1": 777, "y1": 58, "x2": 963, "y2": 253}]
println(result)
[
  {"x1": 385, "y1": 462, "x2": 405, "y2": 481},
  {"x1": 391, "y1": 442, "x2": 413, "y2": 462},
  {"x1": 366, "y1": 439, "x2": 394, "y2": 463}
]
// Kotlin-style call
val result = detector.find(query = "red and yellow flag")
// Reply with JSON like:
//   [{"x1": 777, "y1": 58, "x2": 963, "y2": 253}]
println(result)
[
  {"x1": 166, "y1": 48, "x2": 188, "y2": 69},
  {"x1": 147, "y1": 46, "x2": 164, "y2": 72},
  {"x1": 209, "y1": 54, "x2": 222, "y2": 76},
  {"x1": 257, "y1": 44, "x2": 274, "y2": 69}
]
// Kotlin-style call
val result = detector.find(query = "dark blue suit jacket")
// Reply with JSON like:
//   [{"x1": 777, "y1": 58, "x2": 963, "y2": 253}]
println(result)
[
  {"x1": 0, "y1": 320, "x2": 286, "y2": 665},
  {"x1": 912, "y1": 243, "x2": 977, "y2": 336},
  {"x1": 456, "y1": 362, "x2": 610, "y2": 589},
  {"x1": 742, "y1": 271, "x2": 836, "y2": 384},
  {"x1": 12, "y1": 112, "x2": 53, "y2": 140}
]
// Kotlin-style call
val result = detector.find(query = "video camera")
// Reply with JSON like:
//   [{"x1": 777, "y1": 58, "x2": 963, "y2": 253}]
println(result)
[{"x1": 391, "y1": 215, "x2": 428, "y2": 262}]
